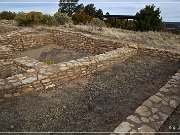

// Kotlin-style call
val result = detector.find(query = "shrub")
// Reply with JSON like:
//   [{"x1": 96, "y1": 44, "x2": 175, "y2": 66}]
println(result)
[
  {"x1": 89, "y1": 18, "x2": 106, "y2": 28},
  {"x1": 72, "y1": 12, "x2": 92, "y2": 25},
  {"x1": 134, "y1": 4, "x2": 163, "y2": 31},
  {"x1": 54, "y1": 12, "x2": 72, "y2": 25},
  {"x1": 15, "y1": 12, "x2": 28, "y2": 25},
  {"x1": 42, "y1": 14, "x2": 56, "y2": 26},
  {"x1": 0, "y1": 11, "x2": 16, "y2": 20},
  {"x1": 15, "y1": 11, "x2": 43, "y2": 26}
]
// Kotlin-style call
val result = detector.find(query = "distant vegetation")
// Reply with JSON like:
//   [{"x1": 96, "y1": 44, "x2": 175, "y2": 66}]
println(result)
[
  {"x1": 0, "y1": 11, "x2": 16, "y2": 20},
  {"x1": 1, "y1": 0, "x2": 178, "y2": 34},
  {"x1": 163, "y1": 22, "x2": 180, "y2": 34},
  {"x1": 15, "y1": 12, "x2": 44, "y2": 26}
]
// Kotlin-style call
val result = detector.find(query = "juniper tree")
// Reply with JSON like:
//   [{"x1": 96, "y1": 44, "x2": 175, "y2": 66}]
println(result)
[{"x1": 134, "y1": 4, "x2": 163, "y2": 31}]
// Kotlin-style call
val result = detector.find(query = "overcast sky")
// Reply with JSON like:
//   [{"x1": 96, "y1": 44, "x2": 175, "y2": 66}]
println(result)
[{"x1": 0, "y1": 0, "x2": 179, "y2": 22}]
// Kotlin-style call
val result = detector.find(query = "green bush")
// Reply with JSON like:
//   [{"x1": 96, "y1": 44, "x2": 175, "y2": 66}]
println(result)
[
  {"x1": 15, "y1": 11, "x2": 43, "y2": 26},
  {"x1": 72, "y1": 12, "x2": 92, "y2": 25},
  {"x1": 89, "y1": 18, "x2": 106, "y2": 28},
  {"x1": 15, "y1": 12, "x2": 28, "y2": 25},
  {"x1": 54, "y1": 12, "x2": 72, "y2": 25},
  {"x1": 134, "y1": 5, "x2": 163, "y2": 31},
  {"x1": 42, "y1": 14, "x2": 56, "y2": 26},
  {"x1": 0, "y1": 11, "x2": 16, "y2": 20}
]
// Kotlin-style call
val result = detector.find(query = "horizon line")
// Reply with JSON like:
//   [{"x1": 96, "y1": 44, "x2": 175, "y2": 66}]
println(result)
[{"x1": 0, "y1": 2, "x2": 180, "y2": 4}]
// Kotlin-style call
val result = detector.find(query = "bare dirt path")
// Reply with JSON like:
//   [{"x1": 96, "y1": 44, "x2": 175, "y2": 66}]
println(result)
[{"x1": 0, "y1": 52, "x2": 179, "y2": 132}]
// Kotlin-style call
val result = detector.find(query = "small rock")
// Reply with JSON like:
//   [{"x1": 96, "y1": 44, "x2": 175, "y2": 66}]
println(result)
[
  {"x1": 143, "y1": 100, "x2": 153, "y2": 108},
  {"x1": 171, "y1": 96, "x2": 180, "y2": 102},
  {"x1": 159, "y1": 87, "x2": 170, "y2": 92},
  {"x1": 141, "y1": 117, "x2": 149, "y2": 122},
  {"x1": 135, "y1": 106, "x2": 151, "y2": 117},
  {"x1": 114, "y1": 122, "x2": 132, "y2": 133},
  {"x1": 138, "y1": 125, "x2": 156, "y2": 132},
  {"x1": 170, "y1": 100, "x2": 179, "y2": 108},
  {"x1": 149, "y1": 117, "x2": 155, "y2": 122},
  {"x1": 126, "y1": 115, "x2": 142, "y2": 124},
  {"x1": 149, "y1": 95, "x2": 162, "y2": 103},
  {"x1": 161, "y1": 106, "x2": 174, "y2": 114},
  {"x1": 159, "y1": 112, "x2": 168, "y2": 121},
  {"x1": 152, "y1": 115, "x2": 159, "y2": 120},
  {"x1": 162, "y1": 100, "x2": 168, "y2": 105},
  {"x1": 152, "y1": 107, "x2": 158, "y2": 113},
  {"x1": 156, "y1": 92, "x2": 164, "y2": 98},
  {"x1": 10, "y1": 125, "x2": 14, "y2": 129}
]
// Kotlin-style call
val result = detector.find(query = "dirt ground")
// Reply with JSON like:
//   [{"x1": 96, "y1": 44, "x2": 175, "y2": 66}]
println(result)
[
  {"x1": 14, "y1": 44, "x2": 90, "y2": 64},
  {"x1": 0, "y1": 52, "x2": 179, "y2": 132}
]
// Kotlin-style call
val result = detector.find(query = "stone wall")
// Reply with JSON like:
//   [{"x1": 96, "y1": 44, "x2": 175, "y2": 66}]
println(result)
[
  {"x1": 0, "y1": 47, "x2": 137, "y2": 102},
  {"x1": 0, "y1": 27, "x2": 125, "y2": 54},
  {"x1": 0, "y1": 20, "x2": 18, "y2": 34},
  {"x1": 0, "y1": 27, "x2": 179, "y2": 61},
  {"x1": 0, "y1": 25, "x2": 18, "y2": 34},
  {"x1": 0, "y1": 20, "x2": 16, "y2": 25},
  {"x1": 50, "y1": 28, "x2": 124, "y2": 54},
  {"x1": 0, "y1": 45, "x2": 15, "y2": 78},
  {"x1": 0, "y1": 31, "x2": 54, "y2": 50},
  {"x1": 139, "y1": 47, "x2": 180, "y2": 61}
]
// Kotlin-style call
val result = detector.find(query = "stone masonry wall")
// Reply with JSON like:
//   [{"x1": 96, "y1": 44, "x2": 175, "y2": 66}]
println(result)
[
  {"x1": 49, "y1": 28, "x2": 124, "y2": 54},
  {"x1": 139, "y1": 47, "x2": 180, "y2": 61},
  {"x1": 0, "y1": 45, "x2": 17, "y2": 78},
  {"x1": 0, "y1": 28, "x2": 124, "y2": 54},
  {"x1": 0, "y1": 27, "x2": 180, "y2": 61},
  {"x1": 0, "y1": 31, "x2": 54, "y2": 51},
  {"x1": 0, "y1": 47, "x2": 137, "y2": 102},
  {"x1": 0, "y1": 25, "x2": 18, "y2": 34},
  {"x1": 0, "y1": 20, "x2": 18, "y2": 34}
]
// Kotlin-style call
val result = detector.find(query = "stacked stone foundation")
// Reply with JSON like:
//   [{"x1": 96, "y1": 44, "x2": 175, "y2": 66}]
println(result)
[{"x1": 0, "y1": 47, "x2": 138, "y2": 101}]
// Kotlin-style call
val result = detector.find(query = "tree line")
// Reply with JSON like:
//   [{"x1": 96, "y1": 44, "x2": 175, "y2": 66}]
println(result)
[
  {"x1": 0, "y1": 0, "x2": 163, "y2": 32},
  {"x1": 58, "y1": 0, "x2": 163, "y2": 31}
]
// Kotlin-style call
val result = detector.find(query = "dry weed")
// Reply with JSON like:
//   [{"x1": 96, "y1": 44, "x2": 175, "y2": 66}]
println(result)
[{"x1": 73, "y1": 25, "x2": 180, "y2": 52}]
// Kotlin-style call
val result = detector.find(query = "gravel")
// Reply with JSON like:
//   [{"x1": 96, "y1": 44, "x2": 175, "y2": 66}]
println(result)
[
  {"x1": 0, "y1": 52, "x2": 179, "y2": 132},
  {"x1": 158, "y1": 106, "x2": 180, "y2": 134}
]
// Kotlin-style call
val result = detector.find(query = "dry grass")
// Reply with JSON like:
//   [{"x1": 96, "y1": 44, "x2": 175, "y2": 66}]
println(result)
[{"x1": 72, "y1": 25, "x2": 180, "y2": 53}]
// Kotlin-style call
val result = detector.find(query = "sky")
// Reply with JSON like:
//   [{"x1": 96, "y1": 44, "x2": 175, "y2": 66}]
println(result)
[{"x1": 0, "y1": 0, "x2": 179, "y2": 22}]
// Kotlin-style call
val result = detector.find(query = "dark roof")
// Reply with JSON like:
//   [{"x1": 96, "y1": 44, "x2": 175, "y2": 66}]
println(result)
[{"x1": 101, "y1": 15, "x2": 135, "y2": 19}]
